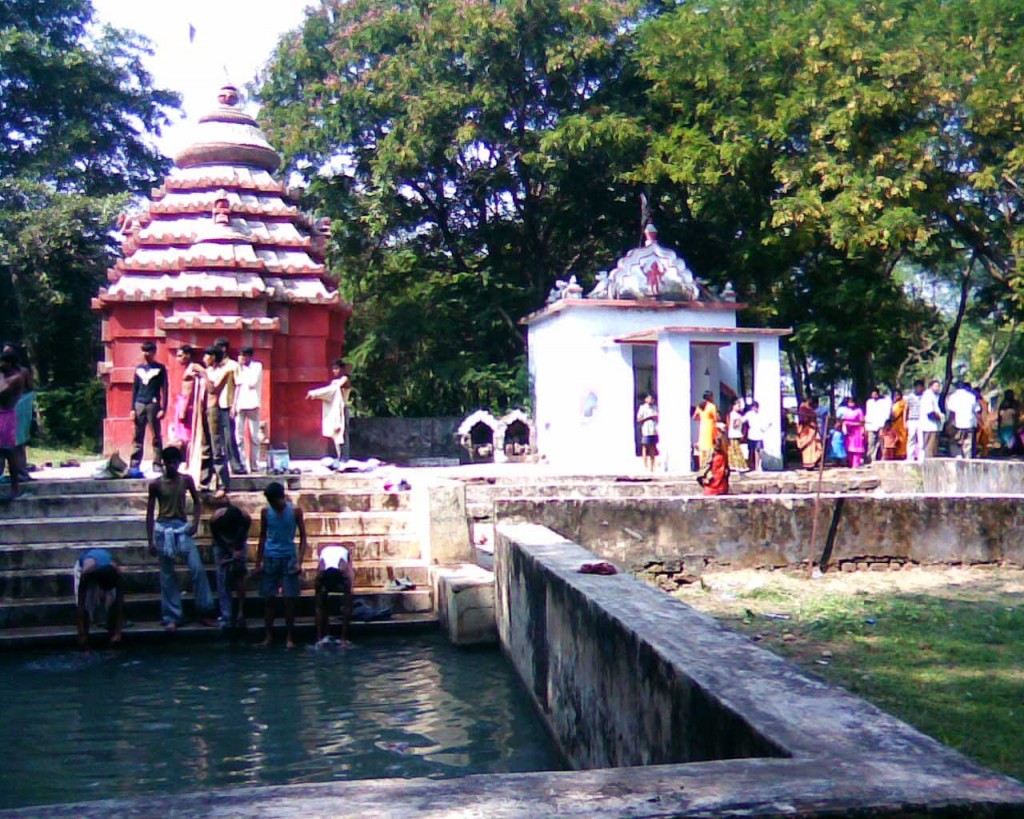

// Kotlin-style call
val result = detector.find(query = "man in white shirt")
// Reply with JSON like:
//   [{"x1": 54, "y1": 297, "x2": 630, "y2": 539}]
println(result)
[
  {"x1": 743, "y1": 400, "x2": 766, "y2": 471},
  {"x1": 315, "y1": 543, "x2": 354, "y2": 646},
  {"x1": 946, "y1": 381, "x2": 981, "y2": 459},
  {"x1": 233, "y1": 346, "x2": 264, "y2": 473},
  {"x1": 864, "y1": 387, "x2": 893, "y2": 464},
  {"x1": 918, "y1": 380, "x2": 945, "y2": 459},
  {"x1": 904, "y1": 380, "x2": 925, "y2": 462}
]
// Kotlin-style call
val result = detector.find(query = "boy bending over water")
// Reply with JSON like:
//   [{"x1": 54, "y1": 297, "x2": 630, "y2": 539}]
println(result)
[
  {"x1": 255, "y1": 482, "x2": 307, "y2": 648},
  {"x1": 315, "y1": 544, "x2": 355, "y2": 646},
  {"x1": 75, "y1": 548, "x2": 124, "y2": 649}
]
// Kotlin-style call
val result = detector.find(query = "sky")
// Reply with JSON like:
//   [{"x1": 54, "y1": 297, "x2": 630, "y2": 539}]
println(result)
[{"x1": 91, "y1": 0, "x2": 314, "y2": 157}]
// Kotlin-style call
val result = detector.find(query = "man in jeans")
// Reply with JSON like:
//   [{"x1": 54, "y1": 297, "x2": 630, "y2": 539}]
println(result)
[
  {"x1": 129, "y1": 341, "x2": 167, "y2": 475},
  {"x1": 145, "y1": 447, "x2": 216, "y2": 631},
  {"x1": 200, "y1": 346, "x2": 231, "y2": 496}
]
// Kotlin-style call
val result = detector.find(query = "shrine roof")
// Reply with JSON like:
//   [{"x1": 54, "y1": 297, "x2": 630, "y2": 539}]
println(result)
[
  {"x1": 173, "y1": 85, "x2": 280, "y2": 172},
  {"x1": 521, "y1": 297, "x2": 745, "y2": 326}
]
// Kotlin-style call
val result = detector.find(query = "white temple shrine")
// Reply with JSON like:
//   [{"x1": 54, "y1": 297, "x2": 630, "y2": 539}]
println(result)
[{"x1": 524, "y1": 225, "x2": 791, "y2": 472}]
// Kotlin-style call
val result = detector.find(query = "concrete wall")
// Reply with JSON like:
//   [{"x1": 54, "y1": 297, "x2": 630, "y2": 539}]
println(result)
[
  {"x1": 348, "y1": 416, "x2": 460, "y2": 463},
  {"x1": 494, "y1": 523, "x2": 786, "y2": 769},
  {"x1": 496, "y1": 494, "x2": 1024, "y2": 571}
]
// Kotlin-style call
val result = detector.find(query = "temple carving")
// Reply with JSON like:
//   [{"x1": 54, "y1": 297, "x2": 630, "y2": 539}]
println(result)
[{"x1": 93, "y1": 85, "x2": 350, "y2": 457}]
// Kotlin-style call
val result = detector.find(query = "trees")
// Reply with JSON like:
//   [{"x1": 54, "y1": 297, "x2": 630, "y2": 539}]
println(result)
[
  {"x1": 257, "y1": 0, "x2": 654, "y2": 415},
  {"x1": 0, "y1": 0, "x2": 178, "y2": 393}
]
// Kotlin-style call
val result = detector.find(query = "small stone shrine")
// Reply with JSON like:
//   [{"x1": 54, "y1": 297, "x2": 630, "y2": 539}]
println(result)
[
  {"x1": 524, "y1": 225, "x2": 790, "y2": 471},
  {"x1": 93, "y1": 85, "x2": 351, "y2": 457}
]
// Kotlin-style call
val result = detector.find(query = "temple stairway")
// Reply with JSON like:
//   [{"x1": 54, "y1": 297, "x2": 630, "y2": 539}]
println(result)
[{"x1": 0, "y1": 475, "x2": 435, "y2": 647}]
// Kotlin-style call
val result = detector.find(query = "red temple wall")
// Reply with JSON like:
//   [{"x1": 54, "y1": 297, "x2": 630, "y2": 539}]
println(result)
[{"x1": 100, "y1": 302, "x2": 347, "y2": 461}]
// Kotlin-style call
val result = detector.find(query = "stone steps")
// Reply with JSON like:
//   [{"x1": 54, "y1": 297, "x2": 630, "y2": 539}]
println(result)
[
  {"x1": 1, "y1": 488, "x2": 411, "y2": 519},
  {"x1": 0, "y1": 510, "x2": 413, "y2": 545},
  {"x1": 0, "y1": 587, "x2": 432, "y2": 630},
  {"x1": 0, "y1": 536, "x2": 424, "y2": 572},
  {"x1": 0, "y1": 612, "x2": 439, "y2": 649},
  {"x1": 0, "y1": 476, "x2": 434, "y2": 645},
  {"x1": 0, "y1": 560, "x2": 430, "y2": 599}
]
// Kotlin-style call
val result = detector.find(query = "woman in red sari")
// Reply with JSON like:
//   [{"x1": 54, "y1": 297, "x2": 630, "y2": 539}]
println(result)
[{"x1": 702, "y1": 434, "x2": 731, "y2": 496}]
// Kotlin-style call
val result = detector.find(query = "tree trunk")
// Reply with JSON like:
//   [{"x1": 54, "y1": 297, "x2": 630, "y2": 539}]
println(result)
[{"x1": 942, "y1": 254, "x2": 975, "y2": 404}]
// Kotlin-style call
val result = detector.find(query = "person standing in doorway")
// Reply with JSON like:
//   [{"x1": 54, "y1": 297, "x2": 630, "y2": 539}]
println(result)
[
  {"x1": 946, "y1": 381, "x2": 981, "y2": 459},
  {"x1": 255, "y1": 481, "x2": 308, "y2": 649},
  {"x1": 726, "y1": 398, "x2": 748, "y2": 471},
  {"x1": 864, "y1": 387, "x2": 892, "y2": 463},
  {"x1": 635, "y1": 393, "x2": 659, "y2": 473},
  {"x1": 200, "y1": 346, "x2": 231, "y2": 497},
  {"x1": 743, "y1": 400, "x2": 765, "y2": 471},
  {"x1": 145, "y1": 447, "x2": 216, "y2": 631},
  {"x1": 233, "y1": 346, "x2": 263, "y2": 473},
  {"x1": 129, "y1": 341, "x2": 167, "y2": 476},
  {"x1": 307, "y1": 360, "x2": 352, "y2": 468},
  {"x1": 692, "y1": 390, "x2": 718, "y2": 467},
  {"x1": 919, "y1": 380, "x2": 945, "y2": 458}
]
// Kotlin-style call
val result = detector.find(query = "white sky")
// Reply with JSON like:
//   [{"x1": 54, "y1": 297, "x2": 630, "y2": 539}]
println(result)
[{"x1": 91, "y1": 0, "x2": 314, "y2": 158}]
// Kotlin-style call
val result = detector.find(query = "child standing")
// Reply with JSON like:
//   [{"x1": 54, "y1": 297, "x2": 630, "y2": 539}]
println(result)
[
  {"x1": 255, "y1": 482, "x2": 308, "y2": 648},
  {"x1": 635, "y1": 394, "x2": 659, "y2": 473}
]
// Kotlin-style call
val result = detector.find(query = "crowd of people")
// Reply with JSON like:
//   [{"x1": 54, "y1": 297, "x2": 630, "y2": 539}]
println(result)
[
  {"x1": 131, "y1": 338, "x2": 353, "y2": 497},
  {"x1": 633, "y1": 378, "x2": 1019, "y2": 489},
  {"x1": 791, "y1": 380, "x2": 1015, "y2": 470},
  {"x1": 78, "y1": 444, "x2": 355, "y2": 648},
  {"x1": 635, "y1": 390, "x2": 771, "y2": 495}
]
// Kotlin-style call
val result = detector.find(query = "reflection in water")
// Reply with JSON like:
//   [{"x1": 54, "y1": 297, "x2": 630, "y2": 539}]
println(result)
[{"x1": 0, "y1": 635, "x2": 564, "y2": 809}]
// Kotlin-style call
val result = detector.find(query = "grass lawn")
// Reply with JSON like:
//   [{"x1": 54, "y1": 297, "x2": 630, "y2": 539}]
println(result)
[
  {"x1": 674, "y1": 567, "x2": 1024, "y2": 781},
  {"x1": 23, "y1": 443, "x2": 102, "y2": 470}
]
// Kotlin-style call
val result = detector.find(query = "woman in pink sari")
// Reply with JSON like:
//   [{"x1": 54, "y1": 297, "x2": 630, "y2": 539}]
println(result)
[{"x1": 841, "y1": 396, "x2": 866, "y2": 468}]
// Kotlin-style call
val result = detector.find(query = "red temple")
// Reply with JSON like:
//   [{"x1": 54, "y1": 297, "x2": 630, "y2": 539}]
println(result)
[{"x1": 93, "y1": 85, "x2": 351, "y2": 458}]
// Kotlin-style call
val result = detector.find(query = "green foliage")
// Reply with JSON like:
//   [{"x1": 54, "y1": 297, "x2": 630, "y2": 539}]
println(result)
[
  {"x1": 0, "y1": 0, "x2": 178, "y2": 393},
  {"x1": 35, "y1": 380, "x2": 106, "y2": 449},
  {"x1": 257, "y1": 0, "x2": 653, "y2": 415}
]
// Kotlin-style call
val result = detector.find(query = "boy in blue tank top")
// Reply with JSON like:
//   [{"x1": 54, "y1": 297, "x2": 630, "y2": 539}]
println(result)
[{"x1": 255, "y1": 481, "x2": 308, "y2": 648}]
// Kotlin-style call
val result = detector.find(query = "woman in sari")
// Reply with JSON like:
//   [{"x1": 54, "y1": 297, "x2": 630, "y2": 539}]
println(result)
[
  {"x1": 976, "y1": 390, "x2": 993, "y2": 456},
  {"x1": 795, "y1": 396, "x2": 823, "y2": 470},
  {"x1": 890, "y1": 389, "x2": 907, "y2": 460},
  {"x1": 701, "y1": 434, "x2": 730, "y2": 496},
  {"x1": 169, "y1": 346, "x2": 202, "y2": 454},
  {"x1": 841, "y1": 396, "x2": 866, "y2": 468}
]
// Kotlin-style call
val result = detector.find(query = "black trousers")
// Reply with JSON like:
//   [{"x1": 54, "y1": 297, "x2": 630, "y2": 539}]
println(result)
[{"x1": 130, "y1": 402, "x2": 163, "y2": 468}]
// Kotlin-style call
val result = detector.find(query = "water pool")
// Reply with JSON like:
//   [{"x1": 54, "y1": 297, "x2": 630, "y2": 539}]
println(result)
[{"x1": 0, "y1": 634, "x2": 565, "y2": 810}]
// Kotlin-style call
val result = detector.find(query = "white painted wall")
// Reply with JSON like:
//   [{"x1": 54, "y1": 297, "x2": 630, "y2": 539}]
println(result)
[{"x1": 528, "y1": 304, "x2": 741, "y2": 472}]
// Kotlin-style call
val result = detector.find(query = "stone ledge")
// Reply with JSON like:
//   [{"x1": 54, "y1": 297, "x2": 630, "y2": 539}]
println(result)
[{"x1": 7, "y1": 754, "x2": 1023, "y2": 818}]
